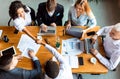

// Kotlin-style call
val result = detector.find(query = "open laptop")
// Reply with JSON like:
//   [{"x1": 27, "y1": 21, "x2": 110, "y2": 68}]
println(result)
[
  {"x1": 0, "y1": 46, "x2": 16, "y2": 56},
  {"x1": 84, "y1": 38, "x2": 99, "y2": 54},
  {"x1": 39, "y1": 26, "x2": 56, "y2": 36},
  {"x1": 65, "y1": 27, "x2": 83, "y2": 38}
]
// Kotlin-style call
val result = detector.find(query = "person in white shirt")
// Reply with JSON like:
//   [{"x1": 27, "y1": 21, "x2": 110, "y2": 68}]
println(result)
[
  {"x1": 9, "y1": 1, "x2": 39, "y2": 43},
  {"x1": 91, "y1": 23, "x2": 120, "y2": 70},
  {"x1": 38, "y1": 40, "x2": 73, "y2": 79}
]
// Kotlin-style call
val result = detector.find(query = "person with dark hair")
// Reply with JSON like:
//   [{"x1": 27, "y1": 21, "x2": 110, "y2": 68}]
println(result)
[
  {"x1": 0, "y1": 50, "x2": 44, "y2": 79},
  {"x1": 9, "y1": 1, "x2": 39, "y2": 43},
  {"x1": 65, "y1": 0, "x2": 96, "y2": 36},
  {"x1": 36, "y1": 0, "x2": 64, "y2": 32},
  {"x1": 37, "y1": 40, "x2": 73, "y2": 79}
]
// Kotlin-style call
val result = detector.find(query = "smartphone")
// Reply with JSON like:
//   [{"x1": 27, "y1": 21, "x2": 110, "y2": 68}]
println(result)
[
  {"x1": 87, "y1": 31, "x2": 96, "y2": 36},
  {"x1": 78, "y1": 57, "x2": 84, "y2": 65}
]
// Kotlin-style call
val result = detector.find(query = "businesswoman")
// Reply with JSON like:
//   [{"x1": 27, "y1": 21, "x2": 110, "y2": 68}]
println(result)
[
  {"x1": 9, "y1": 1, "x2": 38, "y2": 42},
  {"x1": 65, "y1": 0, "x2": 97, "y2": 32}
]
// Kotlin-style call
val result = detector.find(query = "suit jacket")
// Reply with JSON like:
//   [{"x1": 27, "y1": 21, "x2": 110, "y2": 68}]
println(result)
[
  {"x1": 36, "y1": 2, "x2": 64, "y2": 26},
  {"x1": 0, "y1": 60, "x2": 43, "y2": 79}
]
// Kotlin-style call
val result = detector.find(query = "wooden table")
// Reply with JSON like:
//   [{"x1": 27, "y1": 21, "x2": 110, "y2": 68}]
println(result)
[{"x1": 0, "y1": 26, "x2": 108, "y2": 74}]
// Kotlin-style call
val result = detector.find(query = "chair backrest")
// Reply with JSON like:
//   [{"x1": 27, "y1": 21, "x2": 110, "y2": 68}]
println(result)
[
  {"x1": 8, "y1": 18, "x2": 12, "y2": 26},
  {"x1": 8, "y1": 6, "x2": 36, "y2": 26},
  {"x1": 29, "y1": 7, "x2": 36, "y2": 22}
]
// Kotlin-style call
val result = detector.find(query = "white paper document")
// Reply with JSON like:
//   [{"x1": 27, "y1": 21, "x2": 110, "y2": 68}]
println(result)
[
  {"x1": 61, "y1": 38, "x2": 84, "y2": 55},
  {"x1": 0, "y1": 30, "x2": 3, "y2": 38},
  {"x1": 63, "y1": 55, "x2": 79, "y2": 68},
  {"x1": 17, "y1": 34, "x2": 41, "y2": 58}
]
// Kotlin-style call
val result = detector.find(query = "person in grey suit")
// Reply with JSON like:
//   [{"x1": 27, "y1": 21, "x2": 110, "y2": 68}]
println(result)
[{"x1": 0, "y1": 50, "x2": 44, "y2": 79}]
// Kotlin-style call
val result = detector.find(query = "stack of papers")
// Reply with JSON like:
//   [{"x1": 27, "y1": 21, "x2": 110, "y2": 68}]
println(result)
[
  {"x1": 61, "y1": 38, "x2": 84, "y2": 55},
  {"x1": 17, "y1": 34, "x2": 41, "y2": 58}
]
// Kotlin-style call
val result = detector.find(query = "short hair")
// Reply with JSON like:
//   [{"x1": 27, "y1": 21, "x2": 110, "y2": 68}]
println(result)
[
  {"x1": 9, "y1": 0, "x2": 29, "y2": 19},
  {"x1": 0, "y1": 55, "x2": 13, "y2": 68},
  {"x1": 46, "y1": 0, "x2": 57, "y2": 12},
  {"x1": 44, "y1": 60, "x2": 59, "y2": 78},
  {"x1": 113, "y1": 23, "x2": 120, "y2": 32}
]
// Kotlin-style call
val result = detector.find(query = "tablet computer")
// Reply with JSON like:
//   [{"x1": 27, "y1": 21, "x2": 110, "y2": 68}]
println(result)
[{"x1": 0, "y1": 46, "x2": 16, "y2": 56}]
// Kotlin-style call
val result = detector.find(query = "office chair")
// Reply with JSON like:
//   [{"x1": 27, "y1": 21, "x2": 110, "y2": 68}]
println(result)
[{"x1": 8, "y1": 6, "x2": 36, "y2": 26}]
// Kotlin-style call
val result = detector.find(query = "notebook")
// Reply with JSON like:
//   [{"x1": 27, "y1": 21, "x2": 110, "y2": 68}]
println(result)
[
  {"x1": 63, "y1": 55, "x2": 79, "y2": 68},
  {"x1": 0, "y1": 46, "x2": 16, "y2": 56},
  {"x1": 39, "y1": 26, "x2": 56, "y2": 36}
]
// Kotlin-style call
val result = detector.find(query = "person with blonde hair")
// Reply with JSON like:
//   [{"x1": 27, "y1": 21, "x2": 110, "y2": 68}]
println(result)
[
  {"x1": 65, "y1": 0, "x2": 96, "y2": 32},
  {"x1": 91, "y1": 23, "x2": 120, "y2": 70},
  {"x1": 37, "y1": 0, "x2": 64, "y2": 32}
]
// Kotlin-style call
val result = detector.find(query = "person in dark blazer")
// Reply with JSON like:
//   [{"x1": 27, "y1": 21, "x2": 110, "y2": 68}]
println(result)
[
  {"x1": 36, "y1": 0, "x2": 64, "y2": 32},
  {"x1": 0, "y1": 50, "x2": 44, "y2": 79}
]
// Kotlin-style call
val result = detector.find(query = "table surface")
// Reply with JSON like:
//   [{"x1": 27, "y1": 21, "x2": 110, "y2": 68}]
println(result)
[{"x1": 0, "y1": 26, "x2": 108, "y2": 74}]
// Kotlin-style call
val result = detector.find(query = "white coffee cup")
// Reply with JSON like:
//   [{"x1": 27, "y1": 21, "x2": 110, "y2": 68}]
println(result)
[{"x1": 90, "y1": 57, "x2": 97, "y2": 64}]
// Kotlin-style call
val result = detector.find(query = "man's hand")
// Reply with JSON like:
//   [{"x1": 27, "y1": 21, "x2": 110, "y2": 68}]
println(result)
[
  {"x1": 28, "y1": 50, "x2": 35, "y2": 58},
  {"x1": 41, "y1": 24, "x2": 48, "y2": 32},
  {"x1": 36, "y1": 39, "x2": 46, "y2": 46},
  {"x1": 90, "y1": 48, "x2": 99, "y2": 56},
  {"x1": 14, "y1": 55, "x2": 23, "y2": 61},
  {"x1": 50, "y1": 23, "x2": 56, "y2": 27},
  {"x1": 91, "y1": 34, "x2": 98, "y2": 44}
]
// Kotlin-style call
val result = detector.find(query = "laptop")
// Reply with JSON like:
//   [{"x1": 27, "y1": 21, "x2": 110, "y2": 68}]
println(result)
[
  {"x1": 0, "y1": 46, "x2": 16, "y2": 56},
  {"x1": 84, "y1": 38, "x2": 99, "y2": 54},
  {"x1": 65, "y1": 27, "x2": 83, "y2": 38},
  {"x1": 39, "y1": 26, "x2": 56, "y2": 36}
]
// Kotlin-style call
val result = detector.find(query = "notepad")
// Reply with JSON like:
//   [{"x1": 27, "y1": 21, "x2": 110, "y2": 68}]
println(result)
[{"x1": 63, "y1": 55, "x2": 79, "y2": 68}]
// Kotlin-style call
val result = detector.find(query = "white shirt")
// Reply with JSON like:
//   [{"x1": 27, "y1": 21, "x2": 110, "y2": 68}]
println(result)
[
  {"x1": 45, "y1": 44, "x2": 73, "y2": 79},
  {"x1": 96, "y1": 25, "x2": 120, "y2": 70},
  {"x1": 13, "y1": 6, "x2": 32, "y2": 31},
  {"x1": 48, "y1": 10, "x2": 55, "y2": 17}
]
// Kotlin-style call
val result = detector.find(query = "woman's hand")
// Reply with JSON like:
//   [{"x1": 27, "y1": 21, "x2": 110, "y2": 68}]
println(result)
[{"x1": 65, "y1": 23, "x2": 71, "y2": 30}]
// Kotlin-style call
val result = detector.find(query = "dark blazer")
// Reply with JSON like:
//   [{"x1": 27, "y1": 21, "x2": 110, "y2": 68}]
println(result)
[
  {"x1": 36, "y1": 2, "x2": 64, "y2": 26},
  {"x1": 0, "y1": 60, "x2": 43, "y2": 79}
]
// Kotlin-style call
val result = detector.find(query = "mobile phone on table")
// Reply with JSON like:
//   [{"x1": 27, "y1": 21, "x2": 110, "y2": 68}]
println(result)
[
  {"x1": 87, "y1": 31, "x2": 96, "y2": 36},
  {"x1": 78, "y1": 57, "x2": 84, "y2": 65}
]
